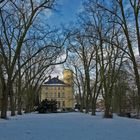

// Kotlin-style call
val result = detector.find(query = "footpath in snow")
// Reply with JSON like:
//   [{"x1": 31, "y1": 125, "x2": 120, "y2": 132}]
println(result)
[{"x1": 0, "y1": 112, "x2": 140, "y2": 140}]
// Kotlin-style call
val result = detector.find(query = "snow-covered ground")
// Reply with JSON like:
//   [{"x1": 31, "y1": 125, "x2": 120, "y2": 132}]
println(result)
[{"x1": 0, "y1": 112, "x2": 140, "y2": 140}]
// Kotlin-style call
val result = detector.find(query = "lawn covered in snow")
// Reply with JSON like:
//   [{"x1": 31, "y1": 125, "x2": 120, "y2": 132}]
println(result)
[{"x1": 0, "y1": 112, "x2": 140, "y2": 140}]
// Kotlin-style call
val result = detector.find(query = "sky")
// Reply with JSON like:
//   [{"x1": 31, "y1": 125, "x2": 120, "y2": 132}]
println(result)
[
  {"x1": 47, "y1": 0, "x2": 139, "y2": 79},
  {"x1": 47, "y1": 0, "x2": 84, "y2": 78},
  {"x1": 47, "y1": 0, "x2": 83, "y2": 27}
]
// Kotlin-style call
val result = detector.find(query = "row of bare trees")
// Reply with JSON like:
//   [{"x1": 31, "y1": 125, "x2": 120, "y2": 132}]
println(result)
[
  {"x1": 65, "y1": 0, "x2": 140, "y2": 118},
  {"x1": 0, "y1": 0, "x2": 69, "y2": 119}
]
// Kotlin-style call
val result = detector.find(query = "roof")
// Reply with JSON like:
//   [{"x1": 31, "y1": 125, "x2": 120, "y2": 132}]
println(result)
[{"x1": 44, "y1": 77, "x2": 66, "y2": 85}]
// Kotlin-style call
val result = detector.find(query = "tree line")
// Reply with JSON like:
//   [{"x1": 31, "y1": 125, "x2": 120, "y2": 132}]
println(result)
[
  {"x1": 65, "y1": 0, "x2": 140, "y2": 118},
  {"x1": 0, "y1": 0, "x2": 69, "y2": 119},
  {"x1": 0, "y1": 0, "x2": 140, "y2": 119}
]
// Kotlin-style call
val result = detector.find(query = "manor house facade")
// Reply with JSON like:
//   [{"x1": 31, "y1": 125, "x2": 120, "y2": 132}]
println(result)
[{"x1": 41, "y1": 69, "x2": 74, "y2": 109}]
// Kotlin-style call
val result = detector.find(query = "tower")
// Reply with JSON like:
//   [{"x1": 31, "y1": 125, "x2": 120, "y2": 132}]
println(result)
[
  {"x1": 63, "y1": 69, "x2": 73, "y2": 86},
  {"x1": 63, "y1": 69, "x2": 74, "y2": 109}
]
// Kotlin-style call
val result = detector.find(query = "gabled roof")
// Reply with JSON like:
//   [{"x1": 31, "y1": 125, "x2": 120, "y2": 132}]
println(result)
[{"x1": 44, "y1": 77, "x2": 66, "y2": 85}]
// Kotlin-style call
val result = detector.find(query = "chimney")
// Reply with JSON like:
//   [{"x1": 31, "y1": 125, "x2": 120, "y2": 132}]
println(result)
[{"x1": 49, "y1": 75, "x2": 51, "y2": 80}]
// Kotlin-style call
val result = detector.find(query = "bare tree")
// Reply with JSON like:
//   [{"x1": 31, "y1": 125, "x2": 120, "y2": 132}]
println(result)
[
  {"x1": 65, "y1": 55, "x2": 86, "y2": 112},
  {"x1": 68, "y1": 29, "x2": 97, "y2": 113},
  {"x1": 76, "y1": 0, "x2": 127, "y2": 118},
  {"x1": 96, "y1": 0, "x2": 140, "y2": 115},
  {"x1": 0, "y1": 0, "x2": 69, "y2": 119}
]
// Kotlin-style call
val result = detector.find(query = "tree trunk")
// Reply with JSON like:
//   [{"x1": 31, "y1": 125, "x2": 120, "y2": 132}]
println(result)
[
  {"x1": 17, "y1": 96, "x2": 22, "y2": 115},
  {"x1": 137, "y1": 95, "x2": 140, "y2": 116},
  {"x1": 85, "y1": 95, "x2": 89, "y2": 113},
  {"x1": 91, "y1": 99, "x2": 96, "y2": 116},
  {"x1": 104, "y1": 108, "x2": 111, "y2": 118},
  {"x1": 17, "y1": 56, "x2": 22, "y2": 115},
  {"x1": 80, "y1": 98, "x2": 84, "y2": 112},
  {"x1": 104, "y1": 99, "x2": 112, "y2": 118},
  {"x1": 1, "y1": 87, "x2": 8, "y2": 119},
  {"x1": 17, "y1": 84, "x2": 22, "y2": 115},
  {"x1": 7, "y1": 79, "x2": 15, "y2": 117},
  {"x1": 9, "y1": 89, "x2": 16, "y2": 116},
  {"x1": 85, "y1": 69, "x2": 91, "y2": 114}
]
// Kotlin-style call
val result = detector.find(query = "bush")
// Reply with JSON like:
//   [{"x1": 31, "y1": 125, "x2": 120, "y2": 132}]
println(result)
[
  {"x1": 37, "y1": 99, "x2": 57, "y2": 113},
  {"x1": 74, "y1": 104, "x2": 81, "y2": 111},
  {"x1": 65, "y1": 108, "x2": 74, "y2": 112}
]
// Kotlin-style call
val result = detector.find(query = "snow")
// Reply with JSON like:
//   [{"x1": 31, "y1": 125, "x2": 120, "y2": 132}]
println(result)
[{"x1": 0, "y1": 112, "x2": 140, "y2": 140}]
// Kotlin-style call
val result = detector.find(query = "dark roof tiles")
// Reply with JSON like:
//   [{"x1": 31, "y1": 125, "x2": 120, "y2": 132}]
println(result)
[{"x1": 44, "y1": 77, "x2": 66, "y2": 85}]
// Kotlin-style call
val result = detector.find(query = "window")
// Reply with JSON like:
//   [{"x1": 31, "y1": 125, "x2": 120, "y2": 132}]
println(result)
[
  {"x1": 46, "y1": 92, "x2": 48, "y2": 98},
  {"x1": 49, "y1": 93, "x2": 51, "y2": 98},
  {"x1": 49, "y1": 93, "x2": 52, "y2": 98},
  {"x1": 54, "y1": 93, "x2": 56, "y2": 97},
  {"x1": 57, "y1": 101, "x2": 60, "y2": 108},
  {"x1": 58, "y1": 86, "x2": 60, "y2": 90},
  {"x1": 58, "y1": 92, "x2": 60, "y2": 98},
  {"x1": 62, "y1": 93, "x2": 65, "y2": 98},
  {"x1": 62, "y1": 101, "x2": 65, "y2": 107}
]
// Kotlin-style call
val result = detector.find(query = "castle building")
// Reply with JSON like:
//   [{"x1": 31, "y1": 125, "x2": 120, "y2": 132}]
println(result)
[{"x1": 40, "y1": 69, "x2": 74, "y2": 109}]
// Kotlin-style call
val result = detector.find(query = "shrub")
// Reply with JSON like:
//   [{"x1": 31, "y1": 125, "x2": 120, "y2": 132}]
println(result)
[{"x1": 37, "y1": 99, "x2": 57, "y2": 113}]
